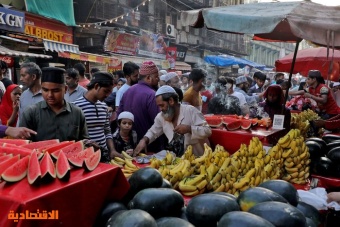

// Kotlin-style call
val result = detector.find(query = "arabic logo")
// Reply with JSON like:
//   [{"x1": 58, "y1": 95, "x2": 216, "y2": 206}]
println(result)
[{"x1": 8, "y1": 210, "x2": 59, "y2": 222}]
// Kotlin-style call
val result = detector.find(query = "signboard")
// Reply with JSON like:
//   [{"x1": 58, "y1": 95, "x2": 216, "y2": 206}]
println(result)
[
  {"x1": 0, "y1": 55, "x2": 14, "y2": 67},
  {"x1": 137, "y1": 30, "x2": 169, "y2": 59},
  {"x1": 169, "y1": 43, "x2": 187, "y2": 62},
  {"x1": 104, "y1": 30, "x2": 139, "y2": 56},
  {"x1": 0, "y1": 8, "x2": 25, "y2": 33},
  {"x1": 166, "y1": 47, "x2": 177, "y2": 69},
  {"x1": 108, "y1": 62, "x2": 123, "y2": 73},
  {"x1": 24, "y1": 13, "x2": 73, "y2": 43}
]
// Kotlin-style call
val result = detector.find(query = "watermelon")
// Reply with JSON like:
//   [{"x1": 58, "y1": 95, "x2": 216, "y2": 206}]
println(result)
[
  {"x1": 0, "y1": 146, "x2": 33, "y2": 157},
  {"x1": 226, "y1": 121, "x2": 242, "y2": 131},
  {"x1": 21, "y1": 139, "x2": 59, "y2": 150},
  {"x1": 2, "y1": 155, "x2": 30, "y2": 182},
  {"x1": 27, "y1": 150, "x2": 41, "y2": 185},
  {"x1": 56, "y1": 150, "x2": 71, "y2": 181},
  {"x1": 84, "y1": 150, "x2": 101, "y2": 171},
  {"x1": 0, "y1": 138, "x2": 29, "y2": 146},
  {"x1": 39, "y1": 140, "x2": 75, "y2": 153},
  {"x1": 205, "y1": 116, "x2": 223, "y2": 128},
  {"x1": 222, "y1": 117, "x2": 241, "y2": 125},
  {"x1": 0, "y1": 142, "x2": 18, "y2": 147},
  {"x1": 68, "y1": 147, "x2": 95, "y2": 167},
  {"x1": 241, "y1": 119, "x2": 252, "y2": 130},
  {"x1": 0, "y1": 155, "x2": 20, "y2": 177},
  {"x1": 0, "y1": 154, "x2": 13, "y2": 163},
  {"x1": 40, "y1": 152, "x2": 56, "y2": 181},
  {"x1": 251, "y1": 118, "x2": 259, "y2": 127}
]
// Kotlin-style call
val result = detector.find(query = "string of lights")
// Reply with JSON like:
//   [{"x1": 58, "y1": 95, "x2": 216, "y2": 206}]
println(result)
[{"x1": 79, "y1": 0, "x2": 152, "y2": 28}]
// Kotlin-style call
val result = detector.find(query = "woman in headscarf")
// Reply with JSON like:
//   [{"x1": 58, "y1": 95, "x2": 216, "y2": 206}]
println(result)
[
  {"x1": 0, "y1": 84, "x2": 21, "y2": 126},
  {"x1": 261, "y1": 85, "x2": 291, "y2": 132}
]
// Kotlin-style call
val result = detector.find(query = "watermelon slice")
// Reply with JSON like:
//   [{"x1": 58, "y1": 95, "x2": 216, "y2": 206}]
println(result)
[
  {"x1": 27, "y1": 150, "x2": 41, "y2": 185},
  {"x1": 0, "y1": 154, "x2": 13, "y2": 164},
  {"x1": 21, "y1": 139, "x2": 59, "y2": 150},
  {"x1": 2, "y1": 155, "x2": 30, "y2": 182},
  {"x1": 0, "y1": 138, "x2": 29, "y2": 146},
  {"x1": 0, "y1": 142, "x2": 18, "y2": 147},
  {"x1": 56, "y1": 150, "x2": 71, "y2": 181},
  {"x1": 0, "y1": 146, "x2": 32, "y2": 157},
  {"x1": 41, "y1": 141, "x2": 75, "y2": 154},
  {"x1": 68, "y1": 147, "x2": 95, "y2": 167},
  {"x1": 0, "y1": 155, "x2": 20, "y2": 177},
  {"x1": 222, "y1": 117, "x2": 241, "y2": 125},
  {"x1": 40, "y1": 152, "x2": 56, "y2": 181},
  {"x1": 205, "y1": 116, "x2": 223, "y2": 128},
  {"x1": 226, "y1": 120, "x2": 242, "y2": 131},
  {"x1": 84, "y1": 150, "x2": 101, "y2": 171},
  {"x1": 241, "y1": 119, "x2": 252, "y2": 130}
]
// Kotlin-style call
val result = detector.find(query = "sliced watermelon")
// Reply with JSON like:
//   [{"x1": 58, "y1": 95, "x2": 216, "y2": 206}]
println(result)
[
  {"x1": 0, "y1": 142, "x2": 18, "y2": 147},
  {"x1": 68, "y1": 147, "x2": 95, "y2": 167},
  {"x1": 226, "y1": 120, "x2": 242, "y2": 131},
  {"x1": 51, "y1": 150, "x2": 62, "y2": 161},
  {"x1": 27, "y1": 150, "x2": 41, "y2": 185},
  {"x1": 21, "y1": 139, "x2": 59, "y2": 150},
  {"x1": 56, "y1": 150, "x2": 70, "y2": 181},
  {"x1": 205, "y1": 116, "x2": 223, "y2": 128},
  {"x1": 251, "y1": 118, "x2": 259, "y2": 127},
  {"x1": 0, "y1": 155, "x2": 20, "y2": 177},
  {"x1": 0, "y1": 154, "x2": 13, "y2": 164},
  {"x1": 1, "y1": 155, "x2": 30, "y2": 182},
  {"x1": 0, "y1": 146, "x2": 32, "y2": 157},
  {"x1": 40, "y1": 141, "x2": 75, "y2": 153},
  {"x1": 241, "y1": 119, "x2": 252, "y2": 130},
  {"x1": 222, "y1": 117, "x2": 241, "y2": 125},
  {"x1": 40, "y1": 152, "x2": 56, "y2": 181},
  {"x1": 0, "y1": 138, "x2": 29, "y2": 146},
  {"x1": 84, "y1": 150, "x2": 101, "y2": 171}
]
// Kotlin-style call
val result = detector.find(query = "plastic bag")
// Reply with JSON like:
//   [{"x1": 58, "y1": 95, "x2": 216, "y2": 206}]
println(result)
[{"x1": 298, "y1": 188, "x2": 340, "y2": 211}]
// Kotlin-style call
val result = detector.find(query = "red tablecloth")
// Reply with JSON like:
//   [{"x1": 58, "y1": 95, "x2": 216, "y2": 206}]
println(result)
[
  {"x1": 311, "y1": 174, "x2": 340, "y2": 189},
  {"x1": 209, "y1": 128, "x2": 286, "y2": 154},
  {"x1": 0, "y1": 163, "x2": 129, "y2": 227}
]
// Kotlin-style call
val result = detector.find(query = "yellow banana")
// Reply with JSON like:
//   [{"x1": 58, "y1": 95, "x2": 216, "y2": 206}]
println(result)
[
  {"x1": 184, "y1": 175, "x2": 206, "y2": 186},
  {"x1": 282, "y1": 149, "x2": 293, "y2": 158},
  {"x1": 122, "y1": 151, "x2": 133, "y2": 160},
  {"x1": 264, "y1": 155, "x2": 271, "y2": 165},
  {"x1": 299, "y1": 151, "x2": 307, "y2": 160},
  {"x1": 244, "y1": 168, "x2": 256, "y2": 179},
  {"x1": 290, "y1": 147, "x2": 299, "y2": 157},
  {"x1": 289, "y1": 172, "x2": 299, "y2": 178},
  {"x1": 124, "y1": 165, "x2": 139, "y2": 172},
  {"x1": 285, "y1": 167, "x2": 299, "y2": 173},
  {"x1": 284, "y1": 160, "x2": 295, "y2": 168},
  {"x1": 122, "y1": 169, "x2": 134, "y2": 174},
  {"x1": 124, "y1": 173, "x2": 132, "y2": 178},
  {"x1": 278, "y1": 134, "x2": 291, "y2": 146},
  {"x1": 125, "y1": 159, "x2": 139, "y2": 169},
  {"x1": 196, "y1": 179, "x2": 208, "y2": 190},
  {"x1": 264, "y1": 164, "x2": 273, "y2": 173},
  {"x1": 214, "y1": 183, "x2": 225, "y2": 192},
  {"x1": 169, "y1": 161, "x2": 184, "y2": 175},
  {"x1": 110, "y1": 160, "x2": 123, "y2": 168},
  {"x1": 211, "y1": 172, "x2": 222, "y2": 185},
  {"x1": 298, "y1": 171, "x2": 306, "y2": 178},
  {"x1": 114, "y1": 157, "x2": 126, "y2": 164},
  {"x1": 182, "y1": 189, "x2": 200, "y2": 197},
  {"x1": 255, "y1": 175, "x2": 261, "y2": 186},
  {"x1": 239, "y1": 184, "x2": 250, "y2": 192},
  {"x1": 282, "y1": 174, "x2": 291, "y2": 181},
  {"x1": 233, "y1": 177, "x2": 250, "y2": 189},
  {"x1": 207, "y1": 163, "x2": 219, "y2": 181}
]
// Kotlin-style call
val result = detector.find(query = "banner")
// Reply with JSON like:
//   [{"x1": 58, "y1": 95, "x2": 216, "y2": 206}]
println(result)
[
  {"x1": 0, "y1": 8, "x2": 25, "y2": 33},
  {"x1": 169, "y1": 43, "x2": 187, "y2": 62},
  {"x1": 0, "y1": 56, "x2": 14, "y2": 67},
  {"x1": 108, "y1": 62, "x2": 123, "y2": 73},
  {"x1": 166, "y1": 47, "x2": 177, "y2": 69},
  {"x1": 104, "y1": 30, "x2": 139, "y2": 56},
  {"x1": 137, "y1": 30, "x2": 169, "y2": 59}
]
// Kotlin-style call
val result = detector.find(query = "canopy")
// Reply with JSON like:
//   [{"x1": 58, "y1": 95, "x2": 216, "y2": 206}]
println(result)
[{"x1": 204, "y1": 55, "x2": 265, "y2": 69}]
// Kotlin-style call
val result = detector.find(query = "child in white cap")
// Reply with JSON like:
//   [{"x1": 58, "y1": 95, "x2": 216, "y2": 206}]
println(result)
[{"x1": 112, "y1": 111, "x2": 138, "y2": 155}]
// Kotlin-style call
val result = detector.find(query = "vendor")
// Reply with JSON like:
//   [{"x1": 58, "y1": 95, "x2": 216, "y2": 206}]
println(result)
[
  {"x1": 290, "y1": 70, "x2": 340, "y2": 119},
  {"x1": 260, "y1": 85, "x2": 291, "y2": 132},
  {"x1": 133, "y1": 85, "x2": 211, "y2": 157}
]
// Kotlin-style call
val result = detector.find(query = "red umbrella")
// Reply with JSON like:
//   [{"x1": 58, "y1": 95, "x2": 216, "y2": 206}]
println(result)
[{"x1": 275, "y1": 47, "x2": 340, "y2": 81}]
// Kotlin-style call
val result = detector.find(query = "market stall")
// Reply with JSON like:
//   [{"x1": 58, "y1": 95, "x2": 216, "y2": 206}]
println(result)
[{"x1": 0, "y1": 163, "x2": 129, "y2": 227}]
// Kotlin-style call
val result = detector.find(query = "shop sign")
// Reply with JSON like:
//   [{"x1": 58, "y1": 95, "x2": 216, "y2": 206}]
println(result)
[
  {"x1": 108, "y1": 61, "x2": 123, "y2": 73},
  {"x1": 24, "y1": 14, "x2": 73, "y2": 43},
  {"x1": 104, "y1": 30, "x2": 139, "y2": 56},
  {"x1": 169, "y1": 43, "x2": 187, "y2": 62},
  {"x1": 137, "y1": 30, "x2": 170, "y2": 59},
  {"x1": 0, "y1": 55, "x2": 14, "y2": 67},
  {"x1": 166, "y1": 47, "x2": 177, "y2": 69},
  {"x1": 0, "y1": 8, "x2": 25, "y2": 33}
]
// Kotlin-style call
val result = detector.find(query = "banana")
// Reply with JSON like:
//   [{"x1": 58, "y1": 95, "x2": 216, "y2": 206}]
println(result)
[
  {"x1": 233, "y1": 177, "x2": 250, "y2": 189},
  {"x1": 165, "y1": 152, "x2": 174, "y2": 165},
  {"x1": 184, "y1": 175, "x2": 206, "y2": 186},
  {"x1": 239, "y1": 184, "x2": 250, "y2": 192},
  {"x1": 278, "y1": 134, "x2": 291, "y2": 146},
  {"x1": 211, "y1": 172, "x2": 222, "y2": 185},
  {"x1": 110, "y1": 160, "x2": 123, "y2": 168},
  {"x1": 282, "y1": 174, "x2": 291, "y2": 181},
  {"x1": 207, "y1": 163, "x2": 219, "y2": 181},
  {"x1": 214, "y1": 183, "x2": 225, "y2": 192},
  {"x1": 264, "y1": 164, "x2": 273, "y2": 173},
  {"x1": 290, "y1": 147, "x2": 299, "y2": 157},
  {"x1": 255, "y1": 175, "x2": 261, "y2": 186},
  {"x1": 169, "y1": 161, "x2": 185, "y2": 175},
  {"x1": 284, "y1": 160, "x2": 295, "y2": 168},
  {"x1": 125, "y1": 159, "x2": 139, "y2": 170},
  {"x1": 282, "y1": 149, "x2": 293, "y2": 158},
  {"x1": 122, "y1": 151, "x2": 133, "y2": 160},
  {"x1": 298, "y1": 171, "x2": 306, "y2": 178},
  {"x1": 196, "y1": 179, "x2": 208, "y2": 191},
  {"x1": 124, "y1": 165, "x2": 139, "y2": 172},
  {"x1": 285, "y1": 167, "x2": 299, "y2": 173},
  {"x1": 289, "y1": 172, "x2": 299, "y2": 178},
  {"x1": 124, "y1": 173, "x2": 132, "y2": 178},
  {"x1": 299, "y1": 151, "x2": 307, "y2": 159},
  {"x1": 182, "y1": 189, "x2": 200, "y2": 197},
  {"x1": 264, "y1": 155, "x2": 271, "y2": 165},
  {"x1": 244, "y1": 168, "x2": 256, "y2": 179},
  {"x1": 122, "y1": 169, "x2": 134, "y2": 174}
]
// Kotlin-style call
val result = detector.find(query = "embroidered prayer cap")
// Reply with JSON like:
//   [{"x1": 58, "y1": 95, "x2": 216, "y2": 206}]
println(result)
[
  {"x1": 159, "y1": 69, "x2": 167, "y2": 76},
  {"x1": 155, "y1": 85, "x2": 176, "y2": 96},
  {"x1": 235, "y1": 76, "x2": 248, "y2": 85},
  {"x1": 118, "y1": 111, "x2": 134, "y2": 122},
  {"x1": 41, "y1": 67, "x2": 66, "y2": 84},
  {"x1": 139, "y1": 61, "x2": 159, "y2": 76},
  {"x1": 164, "y1": 72, "x2": 178, "y2": 82},
  {"x1": 89, "y1": 72, "x2": 114, "y2": 86}
]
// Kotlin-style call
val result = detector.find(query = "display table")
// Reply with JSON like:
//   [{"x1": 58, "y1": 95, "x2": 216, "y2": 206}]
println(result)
[
  {"x1": 311, "y1": 174, "x2": 340, "y2": 189},
  {"x1": 0, "y1": 163, "x2": 129, "y2": 227},
  {"x1": 209, "y1": 128, "x2": 286, "y2": 153}
]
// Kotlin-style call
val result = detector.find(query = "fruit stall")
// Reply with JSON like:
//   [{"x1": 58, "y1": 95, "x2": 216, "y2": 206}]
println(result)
[{"x1": 0, "y1": 139, "x2": 129, "y2": 227}]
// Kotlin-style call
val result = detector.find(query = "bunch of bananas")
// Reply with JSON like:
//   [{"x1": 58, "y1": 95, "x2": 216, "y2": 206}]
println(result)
[
  {"x1": 291, "y1": 109, "x2": 320, "y2": 138},
  {"x1": 178, "y1": 174, "x2": 208, "y2": 196},
  {"x1": 109, "y1": 151, "x2": 140, "y2": 178},
  {"x1": 279, "y1": 129, "x2": 311, "y2": 184}
]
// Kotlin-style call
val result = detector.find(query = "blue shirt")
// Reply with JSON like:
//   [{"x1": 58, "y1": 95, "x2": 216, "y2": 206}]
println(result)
[
  {"x1": 115, "y1": 83, "x2": 130, "y2": 107},
  {"x1": 65, "y1": 85, "x2": 87, "y2": 103}
]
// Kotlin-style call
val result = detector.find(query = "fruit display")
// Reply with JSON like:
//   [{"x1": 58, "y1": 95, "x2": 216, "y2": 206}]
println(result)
[
  {"x1": 204, "y1": 114, "x2": 269, "y2": 130},
  {"x1": 109, "y1": 151, "x2": 140, "y2": 178},
  {"x1": 0, "y1": 140, "x2": 101, "y2": 184},
  {"x1": 290, "y1": 109, "x2": 320, "y2": 138}
]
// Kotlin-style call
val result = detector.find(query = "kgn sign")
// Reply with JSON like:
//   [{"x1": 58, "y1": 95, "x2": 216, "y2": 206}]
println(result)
[{"x1": 0, "y1": 8, "x2": 25, "y2": 33}]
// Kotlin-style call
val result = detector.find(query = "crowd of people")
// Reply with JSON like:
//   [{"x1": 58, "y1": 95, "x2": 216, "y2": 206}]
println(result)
[{"x1": 2, "y1": 59, "x2": 340, "y2": 159}]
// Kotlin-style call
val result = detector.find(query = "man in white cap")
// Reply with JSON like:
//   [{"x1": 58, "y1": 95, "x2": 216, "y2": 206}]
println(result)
[
  {"x1": 164, "y1": 72, "x2": 181, "y2": 89},
  {"x1": 235, "y1": 75, "x2": 263, "y2": 106},
  {"x1": 133, "y1": 85, "x2": 211, "y2": 157},
  {"x1": 159, "y1": 74, "x2": 168, "y2": 87}
]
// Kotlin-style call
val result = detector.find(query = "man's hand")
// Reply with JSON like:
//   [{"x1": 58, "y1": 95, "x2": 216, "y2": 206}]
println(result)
[
  {"x1": 174, "y1": 124, "x2": 191, "y2": 134},
  {"x1": 313, "y1": 119, "x2": 326, "y2": 128},
  {"x1": 84, "y1": 140, "x2": 101, "y2": 150},
  {"x1": 133, "y1": 139, "x2": 147, "y2": 157},
  {"x1": 5, "y1": 127, "x2": 36, "y2": 139}
]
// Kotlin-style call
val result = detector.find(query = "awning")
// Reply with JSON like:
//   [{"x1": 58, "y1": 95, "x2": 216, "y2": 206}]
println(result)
[
  {"x1": 0, "y1": 45, "x2": 52, "y2": 59},
  {"x1": 204, "y1": 55, "x2": 265, "y2": 69},
  {"x1": 175, "y1": 61, "x2": 191, "y2": 71},
  {"x1": 58, "y1": 51, "x2": 121, "y2": 66},
  {"x1": 43, "y1": 39, "x2": 79, "y2": 54}
]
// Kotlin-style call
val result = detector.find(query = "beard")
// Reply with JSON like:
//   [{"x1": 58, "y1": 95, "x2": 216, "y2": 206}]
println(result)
[
  {"x1": 131, "y1": 79, "x2": 138, "y2": 86},
  {"x1": 162, "y1": 105, "x2": 175, "y2": 121}
]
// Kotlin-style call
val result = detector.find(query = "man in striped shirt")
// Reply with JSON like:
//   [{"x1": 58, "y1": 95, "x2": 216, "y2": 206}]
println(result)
[{"x1": 73, "y1": 72, "x2": 117, "y2": 162}]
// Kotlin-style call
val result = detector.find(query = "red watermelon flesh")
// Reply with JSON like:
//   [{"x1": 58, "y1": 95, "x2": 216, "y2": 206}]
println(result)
[
  {"x1": 241, "y1": 119, "x2": 252, "y2": 130},
  {"x1": 27, "y1": 150, "x2": 41, "y2": 185},
  {"x1": 0, "y1": 138, "x2": 29, "y2": 146},
  {"x1": 40, "y1": 152, "x2": 56, "y2": 180},
  {"x1": 56, "y1": 150, "x2": 70, "y2": 181},
  {"x1": 60, "y1": 141, "x2": 84, "y2": 158},
  {"x1": 84, "y1": 150, "x2": 101, "y2": 171},
  {"x1": 1, "y1": 155, "x2": 30, "y2": 182},
  {"x1": 0, "y1": 146, "x2": 32, "y2": 157},
  {"x1": 41, "y1": 141, "x2": 75, "y2": 154},
  {"x1": 222, "y1": 117, "x2": 241, "y2": 125},
  {"x1": 0, "y1": 142, "x2": 17, "y2": 147},
  {"x1": 68, "y1": 147, "x2": 95, "y2": 167},
  {"x1": 21, "y1": 139, "x2": 59, "y2": 150},
  {"x1": 205, "y1": 116, "x2": 223, "y2": 128},
  {"x1": 0, "y1": 154, "x2": 13, "y2": 164},
  {"x1": 0, "y1": 155, "x2": 20, "y2": 177},
  {"x1": 226, "y1": 121, "x2": 242, "y2": 131}
]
